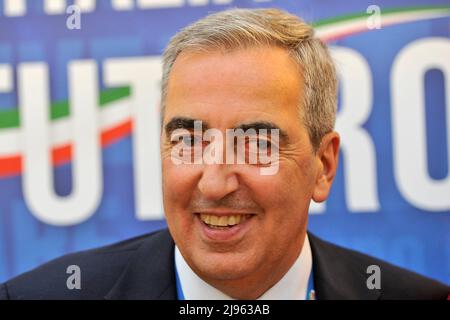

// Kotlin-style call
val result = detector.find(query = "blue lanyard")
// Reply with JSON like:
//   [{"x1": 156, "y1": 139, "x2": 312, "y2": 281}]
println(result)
[
  {"x1": 175, "y1": 265, "x2": 185, "y2": 300},
  {"x1": 175, "y1": 267, "x2": 316, "y2": 300},
  {"x1": 306, "y1": 270, "x2": 316, "y2": 300}
]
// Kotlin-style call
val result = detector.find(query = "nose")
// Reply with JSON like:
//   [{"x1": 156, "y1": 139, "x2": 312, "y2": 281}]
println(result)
[{"x1": 197, "y1": 164, "x2": 239, "y2": 200}]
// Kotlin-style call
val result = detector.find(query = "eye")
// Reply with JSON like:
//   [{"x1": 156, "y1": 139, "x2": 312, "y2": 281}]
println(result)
[
  {"x1": 245, "y1": 136, "x2": 272, "y2": 153},
  {"x1": 240, "y1": 133, "x2": 279, "y2": 166},
  {"x1": 182, "y1": 135, "x2": 196, "y2": 147},
  {"x1": 171, "y1": 133, "x2": 204, "y2": 148},
  {"x1": 257, "y1": 138, "x2": 271, "y2": 151}
]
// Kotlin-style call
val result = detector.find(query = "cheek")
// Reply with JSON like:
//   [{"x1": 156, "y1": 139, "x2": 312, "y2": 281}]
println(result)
[
  {"x1": 162, "y1": 161, "x2": 201, "y2": 230},
  {"x1": 241, "y1": 159, "x2": 315, "y2": 236},
  {"x1": 244, "y1": 160, "x2": 314, "y2": 208},
  {"x1": 163, "y1": 160, "x2": 198, "y2": 199}
]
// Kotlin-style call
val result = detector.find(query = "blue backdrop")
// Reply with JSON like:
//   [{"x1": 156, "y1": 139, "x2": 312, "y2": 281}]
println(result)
[{"x1": 0, "y1": 0, "x2": 449, "y2": 285}]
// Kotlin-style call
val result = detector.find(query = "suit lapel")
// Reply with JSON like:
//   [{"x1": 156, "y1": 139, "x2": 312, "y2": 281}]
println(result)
[
  {"x1": 105, "y1": 229, "x2": 177, "y2": 300},
  {"x1": 104, "y1": 229, "x2": 381, "y2": 300},
  {"x1": 308, "y1": 232, "x2": 381, "y2": 300}
]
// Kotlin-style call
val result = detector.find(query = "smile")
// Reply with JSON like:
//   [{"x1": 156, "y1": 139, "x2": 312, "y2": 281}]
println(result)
[{"x1": 199, "y1": 214, "x2": 253, "y2": 229}]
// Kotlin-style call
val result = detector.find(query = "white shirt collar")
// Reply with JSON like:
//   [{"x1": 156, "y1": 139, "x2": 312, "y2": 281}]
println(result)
[{"x1": 174, "y1": 234, "x2": 312, "y2": 300}]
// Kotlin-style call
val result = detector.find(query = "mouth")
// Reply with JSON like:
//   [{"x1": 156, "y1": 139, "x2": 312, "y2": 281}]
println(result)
[
  {"x1": 195, "y1": 212, "x2": 256, "y2": 241},
  {"x1": 198, "y1": 213, "x2": 254, "y2": 230}
]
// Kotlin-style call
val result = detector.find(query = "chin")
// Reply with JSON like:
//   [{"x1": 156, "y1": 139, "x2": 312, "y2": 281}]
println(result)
[{"x1": 193, "y1": 251, "x2": 258, "y2": 281}]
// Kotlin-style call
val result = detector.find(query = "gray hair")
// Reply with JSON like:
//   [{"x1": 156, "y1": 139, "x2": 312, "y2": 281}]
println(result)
[{"x1": 161, "y1": 8, "x2": 337, "y2": 150}]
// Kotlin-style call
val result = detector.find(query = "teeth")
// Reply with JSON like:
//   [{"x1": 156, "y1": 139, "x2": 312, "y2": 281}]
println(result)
[
  {"x1": 199, "y1": 214, "x2": 250, "y2": 227},
  {"x1": 218, "y1": 216, "x2": 228, "y2": 226},
  {"x1": 210, "y1": 215, "x2": 219, "y2": 226}
]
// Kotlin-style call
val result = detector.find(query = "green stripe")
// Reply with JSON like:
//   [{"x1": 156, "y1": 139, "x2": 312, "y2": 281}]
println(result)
[
  {"x1": 0, "y1": 86, "x2": 130, "y2": 129},
  {"x1": 313, "y1": 5, "x2": 450, "y2": 28}
]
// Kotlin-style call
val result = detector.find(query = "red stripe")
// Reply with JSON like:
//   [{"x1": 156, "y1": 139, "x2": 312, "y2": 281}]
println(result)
[
  {"x1": 0, "y1": 119, "x2": 132, "y2": 178},
  {"x1": 0, "y1": 155, "x2": 21, "y2": 178}
]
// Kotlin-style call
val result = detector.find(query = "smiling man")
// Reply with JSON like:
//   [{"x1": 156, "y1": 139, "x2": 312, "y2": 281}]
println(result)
[
  {"x1": 0, "y1": 8, "x2": 448, "y2": 300},
  {"x1": 160, "y1": 32, "x2": 338, "y2": 299}
]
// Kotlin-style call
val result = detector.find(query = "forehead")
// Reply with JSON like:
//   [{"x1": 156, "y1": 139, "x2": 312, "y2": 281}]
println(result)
[{"x1": 164, "y1": 46, "x2": 303, "y2": 127}]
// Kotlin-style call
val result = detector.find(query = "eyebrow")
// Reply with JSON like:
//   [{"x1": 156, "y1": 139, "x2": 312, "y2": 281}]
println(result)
[
  {"x1": 235, "y1": 121, "x2": 289, "y2": 144},
  {"x1": 164, "y1": 117, "x2": 209, "y2": 138},
  {"x1": 164, "y1": 117, "x2": 289, "y2": 143}
]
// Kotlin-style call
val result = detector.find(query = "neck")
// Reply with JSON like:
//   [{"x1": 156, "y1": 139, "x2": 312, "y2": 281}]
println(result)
[
  {"x1": 184, "y1": 234, "x2": 307, "y2": 299},
  {"x1": 206, "y1": 253, "x2": 301, "y2": 299}
]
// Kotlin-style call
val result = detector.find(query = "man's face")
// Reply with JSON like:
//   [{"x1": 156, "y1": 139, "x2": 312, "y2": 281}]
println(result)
[{"x1": 161, "y1": 46, "x2": 337, "y2": 295}]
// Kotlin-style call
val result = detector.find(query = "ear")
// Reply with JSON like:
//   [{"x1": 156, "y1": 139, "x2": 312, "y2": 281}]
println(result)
[{"x1": 312, "y1": 131, "x2": 340, "y2": 203}]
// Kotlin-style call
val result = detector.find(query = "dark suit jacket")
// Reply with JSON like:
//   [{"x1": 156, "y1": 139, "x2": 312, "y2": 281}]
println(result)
[{"x1": 0, "y1": 229, "x2": 448, "y2": 300}]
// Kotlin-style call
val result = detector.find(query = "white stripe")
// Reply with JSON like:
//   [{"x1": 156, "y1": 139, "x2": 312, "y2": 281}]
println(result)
[
  {"x1": 3, "y1": 0, "x2": 26, "y2": 17},
  {"x1": 316, "y1": 10, "x2": 450, "y2": 39},
  {"x1": 0, "y1": 97, "x2": 132, "y2": 157},
  {"x1": 112, "y1": 0, "x2": 135, "y2": 10},
  {"x1": 75, "y1": 0, "x2": 96, "y2": 13},
  {"x1": 137, "y1": 0, "x2": 184, "y2": 9},
  {"x1": 44, "y1": 0, "x2": 67, "y2": 15}
]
